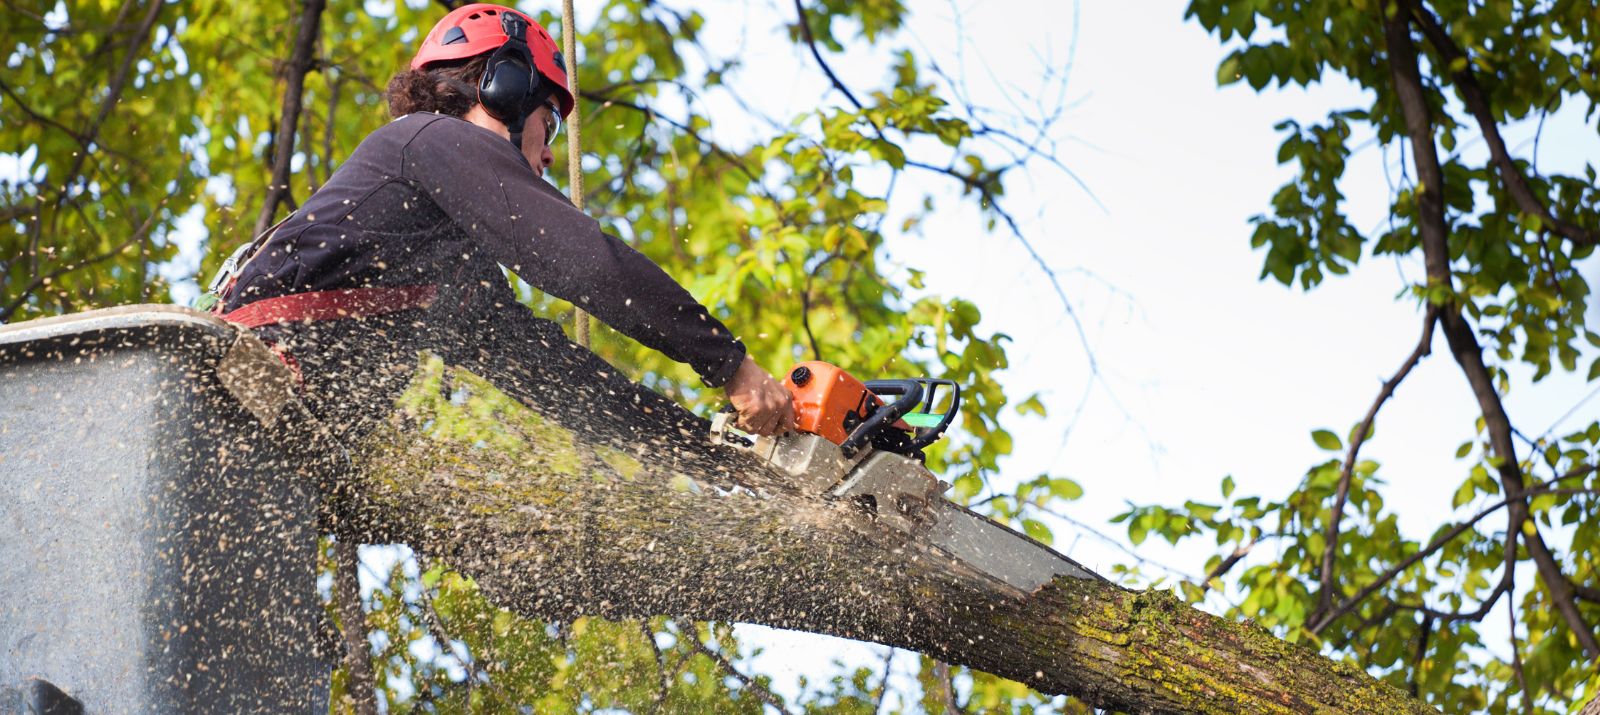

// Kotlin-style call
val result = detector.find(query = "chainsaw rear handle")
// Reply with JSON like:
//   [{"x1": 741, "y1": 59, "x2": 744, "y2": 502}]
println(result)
[
  {"x1": 839, "y1": 379, "x2": 923, "y2": 458},
  {"x1": 867, "y1": 378, "x2": 961, "y2": 451}
]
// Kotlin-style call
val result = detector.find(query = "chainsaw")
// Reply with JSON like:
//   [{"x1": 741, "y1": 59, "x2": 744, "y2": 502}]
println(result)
[{"x1": 710, "y1": 361, "x2": 1100, "y2": 592}]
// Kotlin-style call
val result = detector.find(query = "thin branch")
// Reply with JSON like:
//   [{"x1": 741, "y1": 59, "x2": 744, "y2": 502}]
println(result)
[
  {"x1": 1508, "y1": 585, "x2": 1533, "y2": 714},
  {"x1": 932, "y1": 660, "x2": 966, "y2": 714},
  {"x1": 1313, "y1": 307, "x2": 1437, "y2": 624},
  {"x1": 1394, "y1": 525, "x2": 1517, "y2": 625},
  {"x1": 641, "y1": 621, "x2": 672, "y2": 714},
  {"x1": 1408, "y1": 614, "x2": 1433, "y2": 697},
  {"x1": 1308, "y1": 479, "x2": 1579, "y2": 634},
  {"x1": 333, "y1": 539, "x2": 379, "y2": 715},
  {"x1": 871, "y1": 648, "x2": 895, "y2": 714},
  {"x1": 253, "y1": 0, "x2": 326, "y2": 238},
  {"x1": 904, "y1": 157, "x2": 1100, "y2": 377},
  {"x1": 316, "y1": 72, "x2": 343, "y2": 190},
  {"x1": 1028, "y1": 503, "x2": 1201, "y2": 582},
  {"x1": 787, "y1": 0, "x2": 1102, "y2": 377},
  {"x1": 1198, "y1": 537, "x2": 1258, "y2": 595},
  {"x1": 790, "y1": 0, "x2": 865, "y2": 110},
  {"x1": 690, "y1": 634, "x2": 794, "y2": 715},
  {"x1": 1406, "y1": 0, "x2": 1597, "y2": 248}
]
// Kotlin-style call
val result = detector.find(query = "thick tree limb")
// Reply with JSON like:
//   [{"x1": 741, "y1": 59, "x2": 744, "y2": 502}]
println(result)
[
  {"x1": 1312, "y1": 306, "x2": 1436, "y2": 625},
  {"x1": 333, "y1": 354, "x2": 1437, "y2": 714},
  {"x1": 1405, "y1": 0, "x2": 1598, "y2": 248},
  {"x1": 253, "y1": 0, "x2": 326, "y2": 239},
  {"x1": 1380, "y1": 4, "x2": 1599, "y2": 659}
]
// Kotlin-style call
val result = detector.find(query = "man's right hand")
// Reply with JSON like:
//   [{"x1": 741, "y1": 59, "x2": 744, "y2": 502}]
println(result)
[{"x1": 724, "y1": 355, "x2": 797, "y2": 436}]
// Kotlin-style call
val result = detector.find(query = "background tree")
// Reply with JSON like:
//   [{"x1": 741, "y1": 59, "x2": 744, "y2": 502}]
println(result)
[{"x1": 1115, "y1": 1, "x2": 1599, "y2": 712}]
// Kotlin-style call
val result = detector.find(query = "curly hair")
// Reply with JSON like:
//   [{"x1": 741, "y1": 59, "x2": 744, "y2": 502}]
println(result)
[{"x1": 385, "y1": 55, "x2": 490, "y2": 119}]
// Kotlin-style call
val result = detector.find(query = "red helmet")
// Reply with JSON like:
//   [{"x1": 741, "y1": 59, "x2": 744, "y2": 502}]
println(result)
[{"x1": 411, "y1": 3, "x2": 574, "y2": 119}]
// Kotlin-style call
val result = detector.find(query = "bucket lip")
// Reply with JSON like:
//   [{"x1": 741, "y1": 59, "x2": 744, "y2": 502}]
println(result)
[{"x1": 0, "y1": 304, "x2": 235, "y2": 353}]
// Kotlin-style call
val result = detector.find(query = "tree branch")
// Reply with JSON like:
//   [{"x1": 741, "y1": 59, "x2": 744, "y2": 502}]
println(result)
[
  {"x1": 1408, "y1": 614, "x2": 1432, "y2": 697},
  {"x1": 1313, "y1": 306, "x2": 1437, "y2": 624},
  {"x1": 1380, "y1": 2, "x2": 1597, "y2": 660},
  {"x1": 253, "y1": 0, "x2": 326, "y2": 238},
  {"x1": 1198, "y1": 537, "x2": 1258, "y2": 595},
  {"x1": 333, "y1": 539, "x2": 379, "y2": 715},
  {"x1": 689, "y1": 634, "x2": 794, "y2": 715},
  {"x1": 1507, "y1": 590, "x2": 1533, "y2": 714},
  {"x1": 790, "y1": 0, "x2": 865, "y2": 111},
  {"x1": 50, "y1": 0, "x2": 164, "y2": 214},
  {"x1": 1309, "y1": 479, "x2": 1570, "y2": 634},
  {"x1": 1405, "y1": 0, "x2": 1597, "y2": 248}
]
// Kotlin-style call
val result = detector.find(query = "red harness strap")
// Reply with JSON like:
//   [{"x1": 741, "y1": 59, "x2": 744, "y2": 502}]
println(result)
[{"x1": 218, "y1": 285, "x2": 438, "y2": 329}]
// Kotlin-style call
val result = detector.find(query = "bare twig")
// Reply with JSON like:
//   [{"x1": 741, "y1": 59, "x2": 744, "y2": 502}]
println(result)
[
  {"x1": 788, "y1": 0, "x2": 1102, "y2": 376},
  {"x1": 1028, "y1": 503, "x2": 1201, "y2": 581},
  {"x1": 253, "y1": 0, "x2": 326, "y2": 238},
  {"x1": 1312, "y1": 307, "x2": 1437, "y2": 624},
  {"x1": 1198, "y1": 537, "x2": 1258, "y2": 595},
  {"x1": 790, "y1": 0, "x2": 865, "y2": 110}
]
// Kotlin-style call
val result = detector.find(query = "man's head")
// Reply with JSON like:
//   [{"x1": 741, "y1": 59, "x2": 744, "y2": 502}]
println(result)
[{"x1": 387, "y1": 4, "x2": 573, "y2": 152}]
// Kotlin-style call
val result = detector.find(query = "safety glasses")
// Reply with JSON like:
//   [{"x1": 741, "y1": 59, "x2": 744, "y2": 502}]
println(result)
[{"x1": 540, "y1": 97, "x2": 561, "y2": 146}]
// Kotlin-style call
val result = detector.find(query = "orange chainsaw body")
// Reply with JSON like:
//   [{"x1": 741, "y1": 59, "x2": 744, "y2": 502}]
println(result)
[{"x1": 782, "y1": 361, "x2": 909, "y2": 445}]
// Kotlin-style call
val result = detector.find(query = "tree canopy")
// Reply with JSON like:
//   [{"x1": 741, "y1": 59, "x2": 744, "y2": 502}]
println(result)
[{"x1": 2, "y1": 0, "x2": 1596, "y2": 713}]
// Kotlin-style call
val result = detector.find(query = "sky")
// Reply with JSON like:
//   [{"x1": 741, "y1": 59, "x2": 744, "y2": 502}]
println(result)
[{"x1": 657, "y1": 0, "x2": 1600, "y2": 708}]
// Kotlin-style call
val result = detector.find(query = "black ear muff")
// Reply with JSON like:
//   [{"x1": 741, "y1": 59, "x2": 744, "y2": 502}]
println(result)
[{"x1": 478, "y1": 13, "x2": 550, "y2": 150}]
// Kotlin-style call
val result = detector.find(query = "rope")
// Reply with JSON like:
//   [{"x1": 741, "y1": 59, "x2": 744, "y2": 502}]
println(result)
[{"x1": 560, "y1": 0, "x2": 590, "y2": 348}]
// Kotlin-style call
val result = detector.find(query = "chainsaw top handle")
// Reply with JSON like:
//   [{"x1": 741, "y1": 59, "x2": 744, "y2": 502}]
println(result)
[
  {"x1": 867, "y1": 378, "x2": 961, "y2": 452},
  {"x1": 839, "y1": 379, "x2": 922, "y2": 458}
]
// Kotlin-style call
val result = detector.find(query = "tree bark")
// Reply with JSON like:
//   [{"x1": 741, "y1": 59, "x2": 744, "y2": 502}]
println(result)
[{"x1": 331, "y1": 353, "x2": 1437, "y2": 714}]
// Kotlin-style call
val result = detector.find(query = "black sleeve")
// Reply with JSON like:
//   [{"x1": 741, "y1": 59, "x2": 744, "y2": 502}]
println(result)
[{"x1": 400, "y1": 115, "x2": 746, "y2": 387}]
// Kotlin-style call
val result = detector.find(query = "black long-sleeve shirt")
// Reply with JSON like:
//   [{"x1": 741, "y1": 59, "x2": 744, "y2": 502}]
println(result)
[{"x1": 225, "y1": 112, "x2": 746, "y2": 387}]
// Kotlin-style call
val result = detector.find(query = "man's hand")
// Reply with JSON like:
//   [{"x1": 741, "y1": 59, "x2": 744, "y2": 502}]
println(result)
[{"x1": 724, "y1": 355, "x2": 796, "y2": 436}]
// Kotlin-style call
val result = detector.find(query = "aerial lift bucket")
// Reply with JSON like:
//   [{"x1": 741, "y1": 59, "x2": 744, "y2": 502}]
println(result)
[{"x1": 0, "y1": 306, "x2": 331, "y2": 713}]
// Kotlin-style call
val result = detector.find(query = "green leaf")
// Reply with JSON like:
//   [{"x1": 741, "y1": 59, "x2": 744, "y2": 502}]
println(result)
[
  {"x1": 1050, "y1": 477, "x2": 1084, "y2": 501},
  {"x1": 1216, "y1": 54, "x2": 1242, "y2": 86},
  {"x1": 1222, "y1": 475, "x2": 1236, "y2": 498},
  {"x1": 1021, "y1": 518, "x2": 1053, "y2": 546},
  {"x1": 1312, "y1": 429, "x2": 1343, "y2": 451}
]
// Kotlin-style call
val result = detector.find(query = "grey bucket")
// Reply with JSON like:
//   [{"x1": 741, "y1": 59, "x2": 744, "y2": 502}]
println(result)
[{"x1": 0, "y1": 306, "x2": 332, "y2": 713}]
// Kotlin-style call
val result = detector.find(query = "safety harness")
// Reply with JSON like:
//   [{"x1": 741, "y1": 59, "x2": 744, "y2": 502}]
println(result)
[{"x1": 198, "y1": 217, "x2": 439, "y2": 386}]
